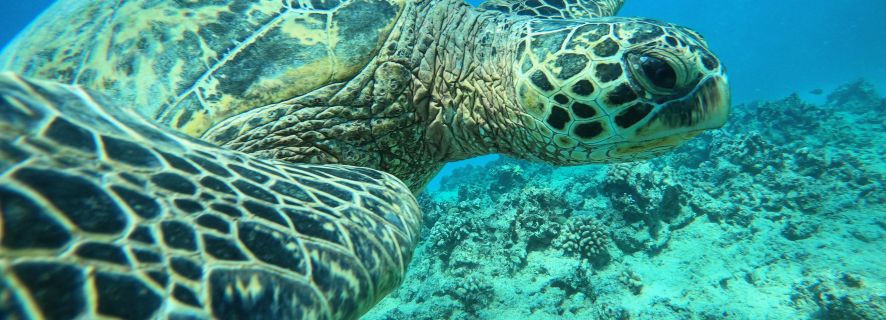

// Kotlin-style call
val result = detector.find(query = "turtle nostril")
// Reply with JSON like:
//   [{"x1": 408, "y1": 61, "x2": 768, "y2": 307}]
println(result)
[{"x1": 640, "y1": 55, "x2": 677, "y2": 89}]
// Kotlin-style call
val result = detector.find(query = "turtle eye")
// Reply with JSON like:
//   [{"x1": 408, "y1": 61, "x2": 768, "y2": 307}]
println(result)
[
  {"x1": 639, "y1": 55, "x2": 677, "y2": 89},
  {"x1": 628, "y1": 52, "x2": 686, "y2": 95}
]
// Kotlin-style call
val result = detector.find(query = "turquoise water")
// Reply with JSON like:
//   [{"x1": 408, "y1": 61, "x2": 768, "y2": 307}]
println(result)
[{"x1": 1, "y1": 1, "x2": 883, "y2": 318}]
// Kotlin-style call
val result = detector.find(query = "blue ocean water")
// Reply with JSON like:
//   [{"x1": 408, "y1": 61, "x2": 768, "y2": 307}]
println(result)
[{"x1": 0, "y1": 1, "x2": 55, "y2": 45}]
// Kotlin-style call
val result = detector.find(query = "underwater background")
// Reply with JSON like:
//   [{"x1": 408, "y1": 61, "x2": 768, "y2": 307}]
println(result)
[{"x1": 1, "y1": 0, "x2": 883, "y2": 318}]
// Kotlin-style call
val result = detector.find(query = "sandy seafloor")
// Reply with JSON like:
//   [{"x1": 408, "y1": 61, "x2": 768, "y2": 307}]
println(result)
[{"x1": 363, "y1": 80, "x2": 885, "y2": 319}]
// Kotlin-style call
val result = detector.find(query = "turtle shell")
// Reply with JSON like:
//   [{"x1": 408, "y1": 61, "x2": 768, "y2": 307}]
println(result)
[{"x1": 0, "y1": 0, "x2": 405, "y2": 137}]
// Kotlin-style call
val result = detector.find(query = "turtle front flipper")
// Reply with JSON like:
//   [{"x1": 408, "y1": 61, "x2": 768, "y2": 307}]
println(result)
[
  {"x1": 0, "y1": 72, "x2": 421, "y2": 320},
  {"x1": 480, "y1": 0, "x2": 624, "y2": 19}
]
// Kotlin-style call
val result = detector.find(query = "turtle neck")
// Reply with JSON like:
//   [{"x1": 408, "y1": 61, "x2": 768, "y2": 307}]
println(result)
[{"x1": 410, "y1": 0, "x2": 533, "y2": 162}]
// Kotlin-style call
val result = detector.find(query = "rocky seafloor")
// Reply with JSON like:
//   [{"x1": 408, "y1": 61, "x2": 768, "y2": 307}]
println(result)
[{"x1": 364, "y1": 80, "x2": 886, "y2": 320}]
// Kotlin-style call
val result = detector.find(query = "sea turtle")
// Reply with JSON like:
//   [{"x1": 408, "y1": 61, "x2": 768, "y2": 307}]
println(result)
[
  {"x1": 0, "y1": 0, "x2": 730, "y2": 318},
  {"x1": 1, "y1": 0, "x2": 729, "y2": 193}
]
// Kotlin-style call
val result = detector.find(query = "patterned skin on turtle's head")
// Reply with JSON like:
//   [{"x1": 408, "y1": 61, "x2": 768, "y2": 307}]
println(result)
[{"x1": 513, "y1": 18, "x2": 730, "y2": 163}]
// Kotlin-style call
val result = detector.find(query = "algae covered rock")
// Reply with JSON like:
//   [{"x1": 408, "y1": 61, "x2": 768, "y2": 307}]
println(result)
[
  {"x1": 603, "y1": 163, "x2": 686, "y2": 224},
  {"x1": 511, "y1": 186, "x2": 568, "y2": 248},
  {"x1": 792, "y1": 273, "x2": 886, "y2": 320},
  {"x1": 782, "y1": 218, "x2": 820, "y2": 240}
]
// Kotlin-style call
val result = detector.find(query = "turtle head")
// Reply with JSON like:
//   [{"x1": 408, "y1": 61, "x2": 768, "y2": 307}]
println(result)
[{"x1": 512, "y1": 18, "x2": 730, "y2": 163}]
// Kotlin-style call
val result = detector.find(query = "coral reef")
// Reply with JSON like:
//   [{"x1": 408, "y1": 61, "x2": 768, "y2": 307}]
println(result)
[
  {"x1": 618, "y1": 269, "x2": 643, "y2": 295},
  {"x1": 552, "y1": 217, "x2": 610, "y2": 264},
  {"x1": 364, "y1": 80, "x2": 886, "y2": 319},
  {"x1": 448, "y1": 275, "x2": 495, "y2": 313}
]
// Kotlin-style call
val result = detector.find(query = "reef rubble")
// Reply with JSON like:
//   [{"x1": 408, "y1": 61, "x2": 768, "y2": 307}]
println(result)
[{"x1": 364, "y1": 80, "x2": 885, "y2": 319}]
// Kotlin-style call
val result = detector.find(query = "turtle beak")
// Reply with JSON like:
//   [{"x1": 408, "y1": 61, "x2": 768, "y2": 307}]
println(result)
[{"x1": 635, "y1": 74, "x2": 731, "y2": 140}]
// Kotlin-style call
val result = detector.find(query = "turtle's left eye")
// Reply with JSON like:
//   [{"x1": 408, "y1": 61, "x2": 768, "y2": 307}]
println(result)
[
  {"x1": 628, "y1": 52, "x2": 687, "y2": 95},
  {"x1": 639, "y1": 55, "x2": 677, "y2": 89}
]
